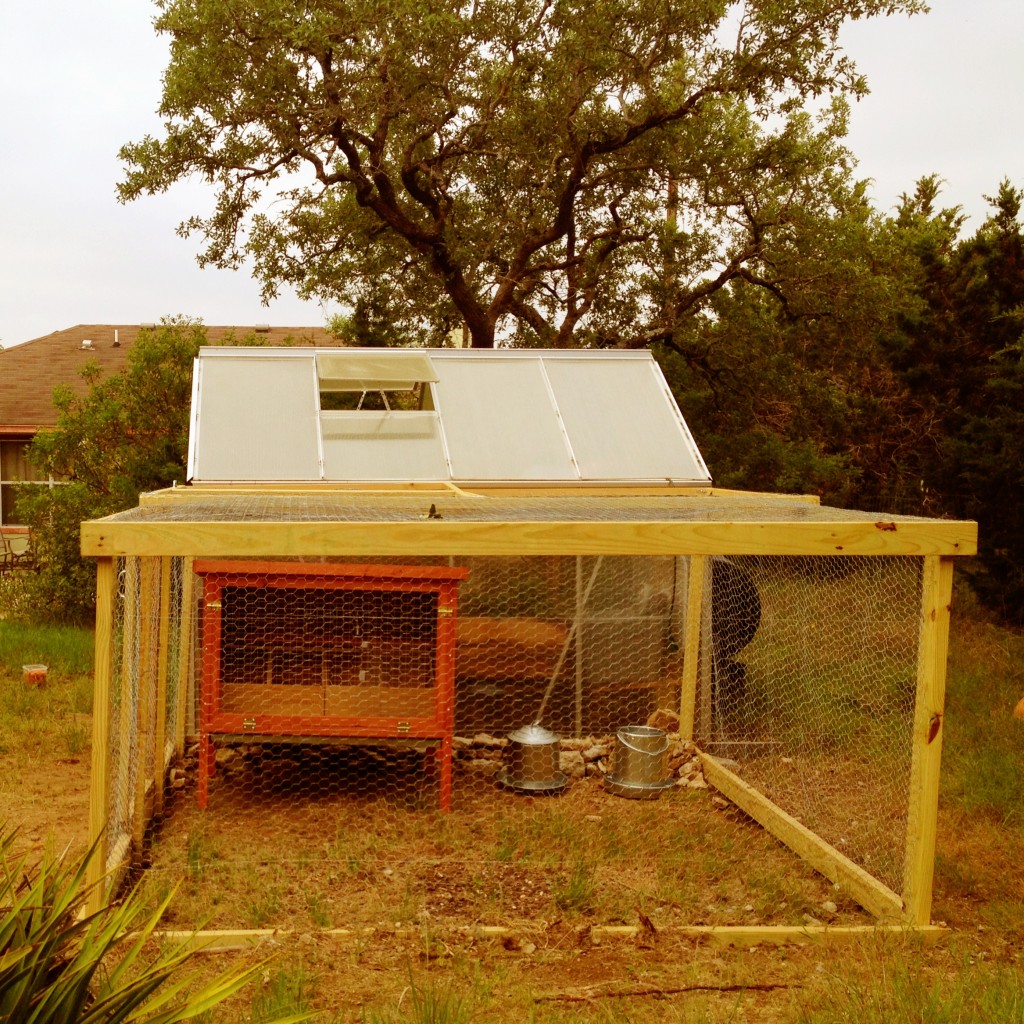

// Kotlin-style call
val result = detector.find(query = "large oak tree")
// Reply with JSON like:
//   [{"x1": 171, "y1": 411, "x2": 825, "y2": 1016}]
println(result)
[{"x1": 120, "y1": 0, "x2": 923, "y2": 348}]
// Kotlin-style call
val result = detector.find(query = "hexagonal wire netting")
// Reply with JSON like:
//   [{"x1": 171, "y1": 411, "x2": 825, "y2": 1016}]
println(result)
[{"x1": 97, "y1": 520, "x2": 928, "y2": 933}]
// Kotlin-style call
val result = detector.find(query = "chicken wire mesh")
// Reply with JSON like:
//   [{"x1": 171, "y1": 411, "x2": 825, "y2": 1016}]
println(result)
[{"x1": 95, "y1": 548, "x2": 928, "y2": 932}]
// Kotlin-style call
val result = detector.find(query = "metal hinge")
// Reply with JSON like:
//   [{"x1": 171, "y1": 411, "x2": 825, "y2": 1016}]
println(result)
[
  {"x1": 397, "y1": 721, "x2": 411, "y2": 733},
  {"x1": 437, "y1": 606, "x2": 454, "y2": 618},
  {"x1": 207, "y1": 600, "x2": 222, "y2": 610},
  {"x1": 243, "y1": 718, "x2": 256, "y2": 731}
]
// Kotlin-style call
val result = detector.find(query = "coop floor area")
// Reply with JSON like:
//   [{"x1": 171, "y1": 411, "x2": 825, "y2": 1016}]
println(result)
[{"x1": 136, "y1": 745, "x2": 873, "y2": 934}]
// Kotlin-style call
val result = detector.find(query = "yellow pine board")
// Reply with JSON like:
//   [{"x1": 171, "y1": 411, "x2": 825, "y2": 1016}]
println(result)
[
  {"x1": 82, "y1": 518, "x2": 977, "y2": 558},
  {"x1": 700, "y1": 753, "x2": 905, "y2": 923}
]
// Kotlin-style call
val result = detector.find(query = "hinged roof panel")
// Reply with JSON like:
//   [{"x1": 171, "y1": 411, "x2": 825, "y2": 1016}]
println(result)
[{"x1": 187, "y1": 347, "x2": 711, "y2": 486}]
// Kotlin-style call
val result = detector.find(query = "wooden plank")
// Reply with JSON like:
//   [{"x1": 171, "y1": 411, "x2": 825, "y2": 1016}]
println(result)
[
  {"x1": 575, "y1": 557, "x2": 584, "y2": 737},
  {"x1": 137, "y1": 484, "x2": 710, "y2": 505},
  {"x1": 82, "y1": 517, "x2": 978, "y2": 559},
  {"x1": 698, "y1": 561, "x2": 714, "y2": 741},
  {"x1": 154, "y1": 557, "x2": 172, "y2": 817},
  {"x1": 117, "y1": 558, "x2": 138, "y2": 872},
  {"x1": 86, "y1": 558, "x2": 115, "y2": 915},
  {"x1": 902, "y1": 555, "x2": 955, "y2": 926},
  {"x1": 700, "y1": 753, "x2": 905, "y2": 922},
  {"x1": 132, "y1": 559, "x2": 156, "y2": 865},
  {"x1": 175, "y1": 557, "x2": 194, "y2": 756},
  {"x1": 678, "y1": 556, "x2": 705, "y2": 741},
  {"x1": 151, "y1": 922, "x2": 946, "y2": 953}
]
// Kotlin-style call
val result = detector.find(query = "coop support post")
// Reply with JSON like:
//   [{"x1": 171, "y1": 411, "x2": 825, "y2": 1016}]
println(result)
[
  {"x1": 132, "y1": 558, "x2": 156, "y2": 864},
  {"x1": 698, "y1": 562, "x2": 714, "y2": 741},
  {"x1": 175, "y1": 557, "x2": 194, "y2": 756},
  {"x1": 154, "y1": 557, "x2": 172, "y2": 816},
  {"x1": 574, "y1": 556, "x2": 584, "y2": 737},
  {"x1": 903, "y1": 555, "x2": 954, "y2": 925},
  {"x1": 679, "y1": 555, "x2": 705, "y2": 741},
  {"x1": 87, "y1": 557, "x2": 116, "y2": 915}
]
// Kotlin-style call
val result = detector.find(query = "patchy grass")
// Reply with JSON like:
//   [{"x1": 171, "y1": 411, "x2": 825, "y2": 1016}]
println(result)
[
  {"x1": 0, "y1": 622, "x2": 93, "y2": 763},
  {"x1": 0, "y1": 619, "x2": 94, "y2": 676},
  {"x1": 2, "y1": 595, "x2": 1024, "y2": 1023}
]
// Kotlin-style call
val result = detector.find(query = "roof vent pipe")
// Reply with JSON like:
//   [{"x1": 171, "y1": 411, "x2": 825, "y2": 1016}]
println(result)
[
  {"x1": 81, "y1": 339, "x2": 93, "y2": 350},
  {"x1": 113, "y1": 329, "x2": 120, "y2": 347}
]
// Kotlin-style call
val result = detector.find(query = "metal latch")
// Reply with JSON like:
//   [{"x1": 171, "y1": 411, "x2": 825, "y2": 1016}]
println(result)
[
  {"x1": 207, "y1": 600, "x2": 222, "y2": 610},
  {"x1": 397, "y1": 721, "x2": 411, "y2": 733},
  {"x1": 438, "y1": 605, "x2": 453, "y2": 618},
  {"x1": 243, "y1": 718, "x2": 256, "y2": 731}
]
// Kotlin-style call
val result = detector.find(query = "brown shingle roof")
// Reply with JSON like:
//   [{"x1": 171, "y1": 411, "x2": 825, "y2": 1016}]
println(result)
[{"x1": 0, "y1": 324, "x2": 345, "y2": 433}]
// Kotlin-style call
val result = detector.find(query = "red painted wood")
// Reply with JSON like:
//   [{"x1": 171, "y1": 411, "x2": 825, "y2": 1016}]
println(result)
[{"x1": 196, "y1": 561, "x2": 467, "y2": 812}]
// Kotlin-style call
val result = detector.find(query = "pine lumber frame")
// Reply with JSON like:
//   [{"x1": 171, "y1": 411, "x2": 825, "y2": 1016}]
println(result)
[
  {"x1": 132, "y1": 558, "x2": 155, "y2": 865},
  {"x1": 86, "y1": 558, "x2": 115, "y2": 916},
  {"x1": 150, "y1": 922, "x2": 945, "y2": 953},
  {"x1": 903, "y1": 555, "x2": 955, "y2": 925},
  {"x1": 699, "y1": 753, "x2": 906, "y2": 922},
  {"x1": 679, "y1": 555, "x2": 705, "y2": 740},
  {"x1": 81, "y1": 517, "x2": 976, "y2": 559},
  {"x1": 154, "y1": 557, "x2": 172, "y2": 817}
]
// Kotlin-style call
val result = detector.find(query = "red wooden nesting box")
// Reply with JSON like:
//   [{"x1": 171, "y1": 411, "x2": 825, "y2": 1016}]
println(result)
[{"x1": 194, "y1": 560, "x2": 468, "y2": 811}]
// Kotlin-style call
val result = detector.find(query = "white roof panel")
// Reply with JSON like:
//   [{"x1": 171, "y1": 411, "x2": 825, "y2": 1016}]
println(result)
[
  {"x1": 321, "y1": 411, "x2": 449, "y2": 480},
  {"x1": 317, "y1": 350, "x2": 437, "y2": 391},
  {"x1": 543, "y1": 357, "x2": 708, "y2": 482},
  {"x1": 187, "y1": 347, "x2": 710, "y2": 485},
  {"x1": 432, "y1": 357, "x2": 576, "y2": 481},
  {"x1": 190, "y1": 352, "x2": 320, "y2": 481}
]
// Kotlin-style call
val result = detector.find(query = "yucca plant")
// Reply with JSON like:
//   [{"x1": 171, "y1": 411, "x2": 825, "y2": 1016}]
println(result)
[{"x1": 0, "y1": 826, "x2": 310, "y2": 1024}]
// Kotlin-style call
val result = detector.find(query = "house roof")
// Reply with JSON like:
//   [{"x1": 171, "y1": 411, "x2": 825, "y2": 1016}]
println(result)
[
  {"x1": 0, "y1": 324, "x2": 342, "y2": 435},
  {"x1": 188, "y1": 347, "x2": 711, "y2": 487}
]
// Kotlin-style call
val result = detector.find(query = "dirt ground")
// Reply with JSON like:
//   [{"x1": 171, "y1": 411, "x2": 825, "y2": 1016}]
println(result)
[{"x1": 2, "y1": 718, "x2": 1022, "y2": 1022}]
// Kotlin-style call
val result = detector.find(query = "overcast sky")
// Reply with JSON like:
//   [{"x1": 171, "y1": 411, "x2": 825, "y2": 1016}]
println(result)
[{"x1": 1, "y1": 0, "x2": 1022, "y2": 348}]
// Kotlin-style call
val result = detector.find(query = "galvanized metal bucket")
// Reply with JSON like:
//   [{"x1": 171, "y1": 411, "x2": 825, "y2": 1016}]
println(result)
[
  {"x1": 604, "y1": 725, "x2": 674, "y2": 799},
  {"x1": 500, "y1": 723, "x2": 567, "y2": 793}
]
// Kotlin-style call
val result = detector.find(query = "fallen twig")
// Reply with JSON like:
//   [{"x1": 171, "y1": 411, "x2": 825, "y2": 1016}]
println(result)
[{"x1": 535, "y1": 982, "x2": 798, "y2": 1003}]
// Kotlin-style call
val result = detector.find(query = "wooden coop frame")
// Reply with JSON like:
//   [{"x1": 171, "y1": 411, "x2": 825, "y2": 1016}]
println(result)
[{"x1": 82, "y1": 483, "x2": 975, "y2": 943}]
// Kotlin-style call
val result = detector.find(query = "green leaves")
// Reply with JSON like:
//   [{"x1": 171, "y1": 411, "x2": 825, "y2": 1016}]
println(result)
[
  {"x1": 120, "y1": 0, "x2": 924, "y2": 347},
  {"x1": 0, "y1": 826, "x2": 310, "y2": 1024},
  {"x1": 9, "y1": 319, "x2": 204, "y2": 624}
]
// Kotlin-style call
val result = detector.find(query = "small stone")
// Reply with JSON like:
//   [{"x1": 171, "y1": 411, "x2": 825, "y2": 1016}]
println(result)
[
  {"x1": 687, "y1": 776, "x2": 708, "y2": 789},
  {"x1": 382, "y1": 868, "x2": 394, "y2": 878},
  {"x1": 647, "y1": 709, "x2": 680, "y2": 733},
  {"x1": 522, "y1": 940, "x2": 537, "y2": 955},
  {"x1": 744, "y1": 904, "x2": 755, "y2": 913},
  {"x1": 215, "y1": 748, "x2": 236, "y2": 767},
  {"x1": 560, "y1": 737, "x2": 594, "y2": 751},
  {"x1": 559, "y1": 750, "x2": 586, "y2": 778},
  {"x1": 585, "y1": 814, "x2": 602, "y2": 822},
  {"x1": 802, "y1": 913, "x2": 822, "y2": 926},
  {"x1": 473, "y1": 733, "x2": 506, "y2": 748},
  {"x1": 711, "y1": 794, "x2": 730, "y2": 808},
  {"x1": 581, "y1": 745, "x2": 607, "y2": 762},
  {"x1": 821, "y1": 900, "x2": 838, "y2": 915}
]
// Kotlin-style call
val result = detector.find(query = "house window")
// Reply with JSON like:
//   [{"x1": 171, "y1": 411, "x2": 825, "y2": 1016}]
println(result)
[{"x1": 0, "y1": 439, "x2": 50, "y2": 526}]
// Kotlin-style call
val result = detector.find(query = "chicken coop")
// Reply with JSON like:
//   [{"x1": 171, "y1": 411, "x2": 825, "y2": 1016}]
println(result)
[{"x1": 82, "y1": 348, "x2": 975, "y2": 940}]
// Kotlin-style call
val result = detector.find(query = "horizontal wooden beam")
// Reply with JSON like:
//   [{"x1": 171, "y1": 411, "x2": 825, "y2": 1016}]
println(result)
[
  {"x1": 152, "y1": 922, "x2": 945, "y2": 953},
  {"x1": 82, "y1": 517, "x2": 977, "y2": 559},
  {"x1": 700, "y1": 753, "x2": 905, "y2": 923}
]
